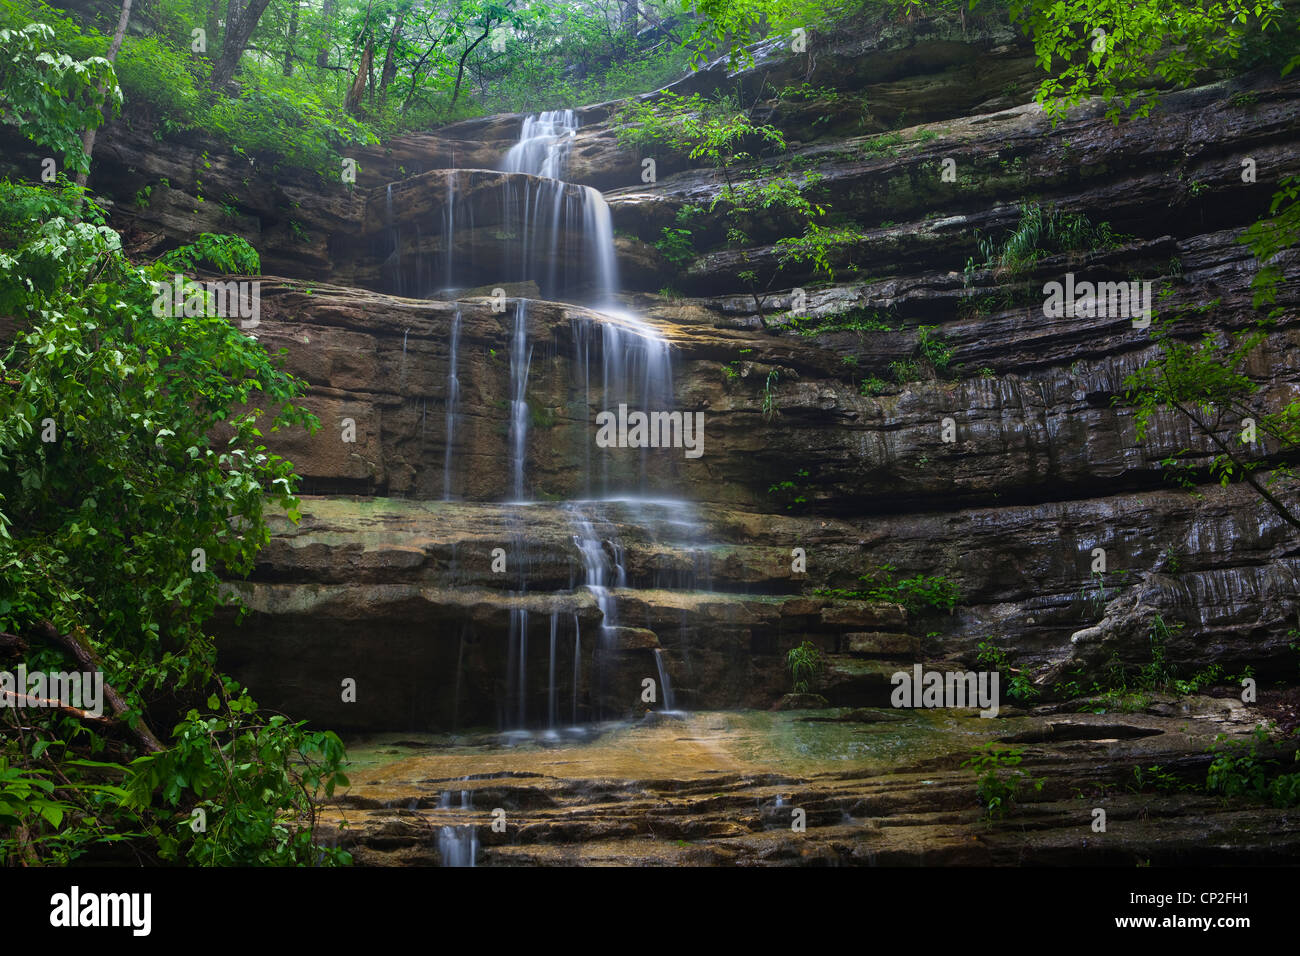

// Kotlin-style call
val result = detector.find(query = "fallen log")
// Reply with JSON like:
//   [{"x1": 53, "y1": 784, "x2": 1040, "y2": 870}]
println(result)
[{"x1": 37, "y1": 621, "x2": 164, "y2": 754}]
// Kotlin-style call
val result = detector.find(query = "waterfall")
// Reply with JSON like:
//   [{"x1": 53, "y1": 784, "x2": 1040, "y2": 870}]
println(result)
[
  {"x1": 443, "y1": 308, "x2": 461, "y2": 500},
  {"x1": 654, "y1": 649, "x2": 677, "y2": 712},
  {"x1": 502, "y1": 110, "x2": 579, "y2": 179},
  {"x1": 437, "y1": 785, "x2": 477, "y2": 866},
  {"x1": 572, "y1": 614, "x2": 581, "y2": 725},
  {"x1": 547, "y1": 612, "x2": 558, "y2": 731},
  {"x1": 438, "y1": 826, "x2": 478, "y2": 867},
  {"x1": 479, "y1": 112, "x2": 699, "y2": 730},
  {"x1": 566, "y1": 503, "x2": 624, "y2": 642},
  {"x1": 443, "y1": 170, "x2": 456, "y2": 293},
  {"x1": 492, "y1": 111, "x2": 623, "y2": 303},
  {"x1": 383, "y1": 184, "x2": 401, "y2": 295},
  {"x1": 509, "y1": 300, "x2": 532, "y2": 502},
  {"x1": 516, "y1": 607, "x2": 528, "y2": 727},
  {"x1": 581, "y1": 184, "x2": 619, "y2": 307},
  {"x1": 566, "y1": 312, "x2": 676, "y2": 496}
]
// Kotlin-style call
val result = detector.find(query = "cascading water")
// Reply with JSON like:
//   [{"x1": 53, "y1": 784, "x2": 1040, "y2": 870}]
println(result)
[
  {"x1": 436, "y1": 786, "x2": 478, "y2": 867},
  {"x1": 462, "y1": 111, "x2": 705, "y2": 734},
  {"x1": 443, "y1": 170, "x2": 456, "y2": 292},
  {"x1": 443, "y1": 308, "x2": 461, "y2": 500},
  {"x1": 508, "y1": 300, "x2": 532, "y2": 503},
  {"x1": 502, "y1": 110, "x2": 579, "y2": 179},
  {"x1": 654, "y1": 649, "x2": 677, "y2": 713},
  {"x1": 547, "y1": 612, "x2": 558, "y2": 732}
]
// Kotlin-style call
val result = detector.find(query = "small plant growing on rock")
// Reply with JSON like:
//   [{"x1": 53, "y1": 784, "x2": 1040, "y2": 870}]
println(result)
[
  {"x1": 963, "y1": 743, "x2": 1043, "y2": 820},
  {"x1": 761, "y1": 369, "x2": 780, "y2": 421},
  {"x1": 1206, "y1": 724, "x2": 1300, "y2": 808},
  {"x1": 787, "y1": 640, "x2": 823, "y2": 694},
  {"x1": 860, "y1": 376, "x2": 888, "y2": 396},
  {"x1": 975, "y1": 638, "x2": 1039, "y2": 702},
  {"x1": 813, "y1": 565, "x2": 960, "y2": 615}
]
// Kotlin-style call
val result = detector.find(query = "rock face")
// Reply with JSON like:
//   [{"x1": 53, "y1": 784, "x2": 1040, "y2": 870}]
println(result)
[{"x1": 46, "y1": 8, "x2": 1300, "y2": 735}]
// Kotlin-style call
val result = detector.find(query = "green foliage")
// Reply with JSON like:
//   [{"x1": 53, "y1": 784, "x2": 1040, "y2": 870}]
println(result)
[
  {"x1": 1059, "y1": 614, "x2": 1247, "y2": 713},
  {"x1": 654, "y1": 205, "x2": 704, "y2": 267},
  {"x1": 860, "y1": 376, "x2": 889, "y2": 396},
  {"x1": 616, "y1": 91, "x2": 786, "y2": 162},
  {"x1": 968, "y1": 202, "x2": 1117, "y2": 279},
  {"x1": 113, "y1": 33, "x2": 203, "y2": 127},
  {"x1": 775, "y1": 221, "x2": 866, "y2": 284},
  {"x1": 617, "y1": 91, "x2": 853, "y2": 317},
  {"x1": 158, "y1": 234, "x2": 261, "y2": 274},
  {"x1": 205, "y1": 64, "x2": 378, "y2": 175},
  {"x1": 682, "y1": 0, "x2": 837, "y2": 69},
  {"x1": 792, "y1": 306, "x2": 896, "y2": 337},
  {"x1": 0, "y1": 173, "x2": 340, "y2": 865},
  {"x1": 814, "y1": 564, "x2": 961, "y2": 615},
  {"x1": 1129, "y1": 764, "x2": 1193, "y2": 794},
  {"x1": 975, "y1": 638, "x2": 1039, "y2": 702},
  {"x1": 963, "y1": 743, "x2": 1043, "y2": 820},
  {"x1": 1206, "y1": 725, "x2": 1300, "y2": 808},
  {"x1": 786, "y1": 640, "x2": 824, "y2": 694},
  {"x1": 916, "y1": 325, "x2": 954, "y2": 376},
  {"x1": 655, "y1": 227, "x2": 696, "y2": 267},
  {"x1": 0, "y1": 22, "x2": 121, "y2": 174},
  {"x1": 767, "y1": 467, "x2": 810, "y2": 511},
  {"x1": 1006, "y1": 0, "x2": 1285, "y2": 123},
  {"x1": 125, "y1": 679, "x2": 350, "y2": 865},
  {"x1": 860, "y1": 131, "x2": 903, "y2": 156},
  {"x1": 1240, "y1": 174, "x2": 1300, "y2": 313},
  {"x1": 1119, "y1": 313, "x2": 1300, "y2": 530},
  {"x1": 889, "y1": 358, "x2": 920, "y2": 383}
]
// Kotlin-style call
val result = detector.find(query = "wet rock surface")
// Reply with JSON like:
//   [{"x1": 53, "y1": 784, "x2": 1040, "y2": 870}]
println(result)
[{"x1": 317, "y1": 701, "x2": 1299, "y2": 866}]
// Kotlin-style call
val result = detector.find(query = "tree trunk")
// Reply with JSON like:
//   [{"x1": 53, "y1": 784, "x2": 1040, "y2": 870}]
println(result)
[
  {"x1": 378, "y1": 12, "x2": 405, "y2": 106},
  {"x1": 73, "y1": 0, "x2": 132, "y2": 202},
  {"x1": 316, "y1": 0, "x2": 338, "y2": 67},
  {"x1": 345, "y1": 40, "x2": 373, "y2": 115},
  {"x1": 209, "y1": 0, "x2": 273, "y2": 90},
  {"x1": 38, "y1": 622, "x2": 164, "y2": 753},
  {"x1": 620, "y1": 0, "x2": 638, "y2": 37},
  {"x1": 450, "y1": 26, "x2": 491, "y2": 109},
  {"x1": 283, "y1": 0, "x2": 299, "y2": 76}
]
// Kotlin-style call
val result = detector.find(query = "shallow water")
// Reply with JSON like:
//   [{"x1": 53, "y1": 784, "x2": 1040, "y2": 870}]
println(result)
[{"x1": 340, "y1": 707, "x2": 1027, "y2": 794}]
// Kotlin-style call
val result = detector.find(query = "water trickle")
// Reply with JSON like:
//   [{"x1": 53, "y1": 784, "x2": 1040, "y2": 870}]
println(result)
[
  {"x1": 654, "y1": 648, "x2": 677, "y2": 713},
  {"x1": 443, "y1": 170, "x2": 457, "y2": 292},
  {"x1": 438, "y1": 826, "x2": 478, "y2": 867},
  {"x1": 566, "y1": 504, "x2": 622, "y2": 641},
  {"x1": 443, "y1": 308, "x2": 462, "y2": 500},
  {"x1": 547, "y1": 612, "x2": 559, "y2": 730},
  {"x1": 509, "y1": 300, "x2": 533, "y2": 502},
  {"x1": 515, "y1": 608, "x2": 529, "y2": 727},
  {"x1": 572, "y1": 614, "x2": 581, "y2": 725},
  {"x1": 482, "y1": 111, "x2": 624, "y2": 303}
]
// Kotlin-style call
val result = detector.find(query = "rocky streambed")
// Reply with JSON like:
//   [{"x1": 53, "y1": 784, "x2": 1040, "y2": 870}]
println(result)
[{"x1": 319, "y1": 697, "x2": 1299, "y2": 866}]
